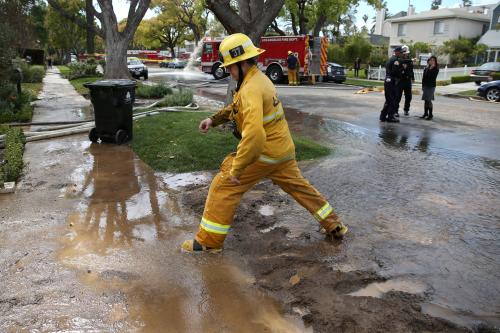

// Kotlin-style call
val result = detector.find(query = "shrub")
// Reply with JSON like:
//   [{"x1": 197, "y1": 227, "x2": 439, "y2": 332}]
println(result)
[
  {"x1": 491, "y1": 73, "x2": 500, "y2": 81},
  {"x1": 1, "y1": 127, "x2": 25, "y2": 183},
  {"x1": 67, "y1": 62, "x2": 99, "y2": 80},
  {"x1": 436, "y1": 80, "x2": 451, "y2": 86},
  {"x1": 0, "y1": 83, "x2": 33, "y2": 123},
  {"x1": 98, "y1": 59, "x2": 106, "y2": 72},
  {"x1": 86, "y1": 57, "x2": 96, "y2": 64},
  {"x1": 12, "y1": 60, "x2": 46, "y2": 83},
  {"x1": 157, "y1": 89, "x2": 193, "y2": 107},
  {"x1": 28, "y1": 66, "x2": 45, "y2": 83},
  {"x1": 451, "y1": 75, "x2": 471, "y2": 84},
  {"x1": 136, "y1": 84, "x2": 173, "y2": 99}
]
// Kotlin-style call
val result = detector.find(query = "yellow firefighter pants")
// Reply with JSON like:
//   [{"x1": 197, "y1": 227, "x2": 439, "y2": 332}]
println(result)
[
  {"x1": 288, "y1": 70, "x2": 297, "y2": 85},
  {"x1": 195, "y1": 153, "x2": 342, "y2": 248}
]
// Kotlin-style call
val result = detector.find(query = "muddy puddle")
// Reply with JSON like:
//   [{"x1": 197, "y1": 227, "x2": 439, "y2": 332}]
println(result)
[
  {"x1": 57, "y1": 143, "x2": 310, "y2": 332},
  {"x1": 282, "y1": 107, "x2": 500, "y2": 329}
]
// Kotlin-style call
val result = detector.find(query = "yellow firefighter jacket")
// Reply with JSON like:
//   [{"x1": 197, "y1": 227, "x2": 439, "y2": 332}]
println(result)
[{"x1": 210, "y1": 65, "x2": 295, "y2": 178}]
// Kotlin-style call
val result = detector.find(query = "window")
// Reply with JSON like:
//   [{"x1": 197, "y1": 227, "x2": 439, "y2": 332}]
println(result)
[
  {"x1": 203, "y1": 43, "x2": 213, "y2": 54},
  {"x1": 434, "y1": 20, "x2": 445, "y2": 34},
  {"x1": 397, "y1": 24, "x2": 407, "y2": 36}
]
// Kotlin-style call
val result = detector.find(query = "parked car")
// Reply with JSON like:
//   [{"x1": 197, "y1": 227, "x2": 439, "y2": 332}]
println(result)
[
  {"x1": 159, "y1": 60, "x2": 171, "y2": 68},
  {"x1": 168, "y1": 59, "x2": 187, "y2": 69},
  {"x1": 477, "y1": 80, "x2": 500, "y2": 102},
  {"x1": 127, "y1": 57, "x2": 148, "y2": 80},
  {"x1": 471, "y1": 62, "x2": 500, "y2": 85},
  {"x1": 324, "y1": 62, "x2": 346, "y2": 83}
]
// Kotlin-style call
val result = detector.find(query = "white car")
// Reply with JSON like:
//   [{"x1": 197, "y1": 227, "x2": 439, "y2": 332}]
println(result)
[{"x1": 127, "y1": 57, "x2": 148, "y2": 80}]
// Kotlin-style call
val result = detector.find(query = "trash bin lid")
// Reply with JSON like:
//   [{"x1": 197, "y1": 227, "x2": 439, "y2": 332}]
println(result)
[{"x1": 84, "y1": 79, "x2": 136, "y2": 88}]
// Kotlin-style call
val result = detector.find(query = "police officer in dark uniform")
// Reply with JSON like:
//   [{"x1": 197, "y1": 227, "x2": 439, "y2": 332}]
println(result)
[
  {"x1": 396, "y1": 45, "x2": 415, "y2": 116},
  {"x1": 380, "y1": 46, "x2": 403, "y2": 123}
]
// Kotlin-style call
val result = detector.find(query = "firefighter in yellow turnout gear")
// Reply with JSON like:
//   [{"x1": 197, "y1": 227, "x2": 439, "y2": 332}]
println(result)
[{"x1": 182, "y1": 33, "x2": 347, "y2": 253}]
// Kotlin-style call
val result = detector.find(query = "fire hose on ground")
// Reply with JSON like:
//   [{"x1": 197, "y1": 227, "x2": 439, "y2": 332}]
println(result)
[{"x1": 0, "y1": 102, "x2": 200, "y2": 149}]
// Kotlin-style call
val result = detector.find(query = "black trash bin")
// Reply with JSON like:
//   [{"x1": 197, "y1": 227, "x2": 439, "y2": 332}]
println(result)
[{"x1": 84, "y1": 79, "x2": 136, "y2": 144}]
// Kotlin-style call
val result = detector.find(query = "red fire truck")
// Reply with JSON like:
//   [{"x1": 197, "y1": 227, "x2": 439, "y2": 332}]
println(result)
[{"x1": 200, "y1": 35, "x2": 329, "y2": 83}]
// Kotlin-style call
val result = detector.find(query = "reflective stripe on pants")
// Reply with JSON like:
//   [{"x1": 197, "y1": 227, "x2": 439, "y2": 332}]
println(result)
[{"x1": 195, "y1": 154, "x2": 341, "y2": 248}]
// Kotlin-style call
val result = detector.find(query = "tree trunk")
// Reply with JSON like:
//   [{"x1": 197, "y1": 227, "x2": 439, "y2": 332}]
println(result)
[
  {"x1": 85, "y1": 0, "x2": 95, "y2": 54},
  {"x1": 169, "y1": 46, "x2": 176, "y2": 59},
  {"x1": 313, "y1": 13, "x2": 327, "y2": 37},
  {"x1": 271, "y1": 19, "x2": 286, "y2": 36},
  {"x1": 290, "y1": 12, "x2": 299, "y2": 35},
  {"x1": 104, "y1": 35, "x2": 131, "y2": 79}
]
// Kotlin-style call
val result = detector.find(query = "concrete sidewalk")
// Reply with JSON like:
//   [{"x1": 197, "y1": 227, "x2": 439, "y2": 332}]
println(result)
[
  {"x1": 32, "y1": 67, "x2": 91, "y2": 124},
  {"x1": 434, "y1": 81, "x2": 479, "y2": 95}
]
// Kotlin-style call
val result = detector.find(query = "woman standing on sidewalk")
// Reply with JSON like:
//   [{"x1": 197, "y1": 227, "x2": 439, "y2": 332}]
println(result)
[{"x1": 421, "y1": 56, "x2": 439, "y2": 120}]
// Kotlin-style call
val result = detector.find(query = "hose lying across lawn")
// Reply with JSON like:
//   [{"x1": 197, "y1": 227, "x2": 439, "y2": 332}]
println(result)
[{"x1": 0, "y1": 102, "x2": 200, "y2": 149}]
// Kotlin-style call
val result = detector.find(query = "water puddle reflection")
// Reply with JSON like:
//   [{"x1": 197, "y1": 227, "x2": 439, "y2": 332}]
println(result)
[{"x1": 58, "y1": 143, "x2": 310, "y2": 332}]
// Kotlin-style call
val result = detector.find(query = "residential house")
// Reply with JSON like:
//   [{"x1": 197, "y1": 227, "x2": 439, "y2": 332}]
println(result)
[
  {"x1": 478, "y1": 2, "x2": 500, "y2": 62},
  {"x1": 383, "y1": 5, "x2": 493, "y2": 61}
]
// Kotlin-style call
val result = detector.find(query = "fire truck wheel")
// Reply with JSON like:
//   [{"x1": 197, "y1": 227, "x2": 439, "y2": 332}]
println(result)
[
  {"x1": 267, "y1": 65, "x2": 283, "y2": 84},
  {"x1": 212, "y1": 63, "x2": 226, "y2": 80}
]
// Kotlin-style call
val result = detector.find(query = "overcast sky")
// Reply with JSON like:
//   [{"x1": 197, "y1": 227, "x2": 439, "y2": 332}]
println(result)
[
  {"x1": 112, "y1": 0, "x2": 496, "y2": 31},
  {"x1": 355, "y1": 0, "x2": 495, "y2": 29}
]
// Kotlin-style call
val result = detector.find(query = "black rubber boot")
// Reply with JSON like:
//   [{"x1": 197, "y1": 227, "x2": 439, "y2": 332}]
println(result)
[
  {"x1": 426, "y1": 108, "x2": 433, "y2": 120},
  {"x1": 420, "y1": 107, "x2": 428, "y2": 119}
]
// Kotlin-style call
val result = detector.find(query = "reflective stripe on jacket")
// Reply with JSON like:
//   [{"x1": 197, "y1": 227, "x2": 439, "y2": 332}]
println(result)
[{"x1": 209, "y1": 66, "x2": 295, "y2": 177}]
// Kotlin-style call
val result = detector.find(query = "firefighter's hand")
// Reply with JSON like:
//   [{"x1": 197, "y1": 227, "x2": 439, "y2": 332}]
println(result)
[
  {"x1": 199, "y1": 118, "x2": 213, "y2": 133},
  {"x1": 229, "y1": 175, "x2": 240, "y2": 185}
]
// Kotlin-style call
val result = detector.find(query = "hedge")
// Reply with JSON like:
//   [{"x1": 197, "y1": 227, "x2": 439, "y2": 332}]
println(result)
[
  {"x1": 436, "y1": 80, "x2": 451, "y2": 86},
  {"x1": 491, "y1": 73, "x2": 500, "y2": 81},
  {"x1": 13, "y1": 60, "x2": 46, "y2": 83},
  {"x1": 136, "y1": 84, "x2": 173, "y2": 99},
  {"x1": 0, "y1": 83, "x2": 33, "y2": 123},
  {"x1": 451, "y1": 75, "x2": 471, "y2": 84},
  {"x1": 156, "y1": 89, "x2": 193, "y2": 107},
  {"x1": 1, "y1": 127, "x2": 25, "y2": 185},
  {"x1": 67, "y1": 62, "x2": 100, "y2": 80}
]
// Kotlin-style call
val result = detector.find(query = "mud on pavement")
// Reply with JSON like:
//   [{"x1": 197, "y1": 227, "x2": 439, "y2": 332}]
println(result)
[{"x1": 180, "y1": 181, "x2": 472, "y2": 333}]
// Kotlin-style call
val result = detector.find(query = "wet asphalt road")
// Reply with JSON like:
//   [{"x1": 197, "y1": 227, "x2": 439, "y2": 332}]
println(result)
[
  {"x1": 1, "y1": 68, "x2": 499, "y2": 331},
  {"x1": 196, "y1": 81, "x2": 500, "y2": 328}
]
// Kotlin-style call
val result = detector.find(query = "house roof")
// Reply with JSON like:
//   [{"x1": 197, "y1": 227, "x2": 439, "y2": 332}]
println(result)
[
  {"x1": 368, "y1": 34, "x2": 390, "y2": 45},
  {"x1": 479, "y1": 30, "x2": 500, "y2": 48},
  {"x1": 387, "y1": 7, "x2": 491, "y2": 23}
]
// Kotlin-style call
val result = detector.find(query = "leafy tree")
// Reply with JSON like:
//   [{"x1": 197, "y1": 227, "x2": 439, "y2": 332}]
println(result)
[
  {"x1": 0, "y1": 0, "x2": 48, "y2": 53},
  {"x1": 441, "y1": 36, "x2": 484, "y2": 65},
  {"x1": 139, "y1": 14, "x2": 187, "y2": 57},
  {"x1": 205, "y1": 0, "x2": 285, "y2": 44},
  {"x1": 280, "y1": 0, "x2": 381, "y2": 37},
  {"x1": 399, "y1": 40, "x2": 432, "y2": 58},
  {"x1": 48, "y1": 0, "x2": 151, "y2": 79},
  {"x1": 206, "y1": 16, "x2": 226, "y2": 37},
  {"x1": 344, "y1": 34, "x2": 372, "y2": 62},
  {"x1": 431, "y1": 0, "x2": 441, "y2": 10},
  {"x1": 45, "y1": 0, "x2": 86, "y2": 63},
  {"x1": 153, "y1": 0, "x2": 207, "y2": 43}
]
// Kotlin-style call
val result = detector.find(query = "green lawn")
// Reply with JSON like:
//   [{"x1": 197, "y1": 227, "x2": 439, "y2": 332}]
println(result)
[
  {"x1": 345, "y1": 78, "x2": 384, "y2": 87},
  {"x1": 57, "y1": 65, "x2": 70, "y2": 78},
  {"x1": 132, "y1": 112, "x2": 331, "y2": 173},
  {"x1": 69, "y1": 76, "x2": 102, "y2": 97},
  {"x1": 346, "y1": 69, "x2": 368, "y2": 79},
  {"x1": 21, "y1": 82, "x2": 43, "y2": 99},
  {"x1": 455, "y1": 89, "x2": 478, "y2": 97}
]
